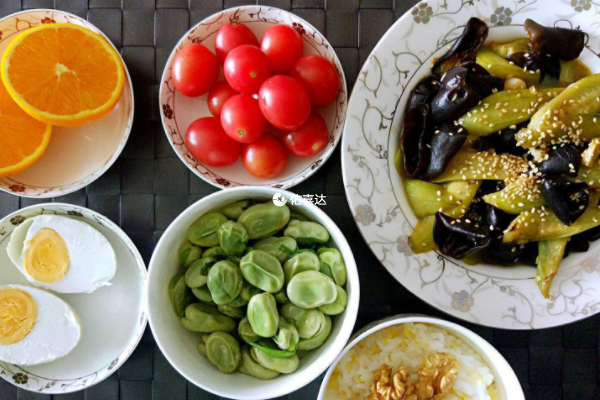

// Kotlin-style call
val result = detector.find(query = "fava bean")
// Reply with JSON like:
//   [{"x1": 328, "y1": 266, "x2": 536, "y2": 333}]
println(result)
[
  {"x1": 192, "y1": 286, "x2": 215, "y2": 305},
  {"x1": 207, "y1": 260, "x2": 244, "y2": 305},
  {"x1": 202, "y1": 246, "x2": 227, "y2": 260},
  {"x1": 238, "y1": 345, "x2": 280, "y2": 380},
  {"x1": 241, "y1": 282, "x2": 262, "y2": 302},
  {"x1": 247, "y1": 293, "x2": 279, "y2": 338},
  {"x1": 206, "y1": 332, "x2": 241, "y2": 374},
  {"x1": 254, "y1": 236, "x2": 297, "y2": 262},
  {"x1": 228, "y1": 293, "x2": 249, "y2": 307},
  {"x1": 238, "y1": 203, "x2": 290, "y2": 239},
  {"x1": 251, "y1": 347, "x2": 299, "y2": 374},
  {"x1": 273, "y1": 317, "x2": 299, "y2": 351},
  {"x1": 219, "y1": 199, "x2": 252, "y2": 220},
  {"x1": 318, "y1": 248, "x2": 347, "y2": 286},
  {"x1": 318, "y1": 285, "x2": 348, "y2": 315},
  {"x1": 170, "y1": 274, "x2": 189, "y2": 317},
  {"x1": 283, "y1": 250, "x2": 320, "y2": 283},
  {"x1": 180, "y1": 303, "x2": 236, "y2": 333},
  {"x1": 218, "y1": 304, "x2": 245, "y2": 319},
  {"x1": 284, "y1": 220, "x2": 330, "y2": 246},
  {"x1": 238, "y1": 317, "x2": 260, "y2": 343},
  {"x1": 287, "y1": 271, "x2": 337, "y2": 309},
  {"x1": 178, "y1": 241, "x2": 202, "y2": 267},
  {"x1": 297, "y1": 314, "x2": 332, "y2": 351},
  {"x1": 218, "y1": 221, "x2": 249, "y2": 256},
  {"x1": 289, "y1": 210, "x2": 308, "y2": 221},
  {"x1": 197, "y1": 341, "x2": 207, "y2": 357},
  {"x1": 296, "y1": 309, "x2": 326, "y2": 339},
  {"x1": 274, "y1": 290, "x2": 288, "y2": 304},
  {"x1": 185, "y1": 257, "x2": 217, "y2": 288},
  {"x1": 188, "y1": 212, "x2": 228, "y2": 247},
  {"x1": 240, "y1": 250, "x2": 285, "y2": 293},
  {"x1": 280, "y1": 303, "x2": 306, "y2": 324}
]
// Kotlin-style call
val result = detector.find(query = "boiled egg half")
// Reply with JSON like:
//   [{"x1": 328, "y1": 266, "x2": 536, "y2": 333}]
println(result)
[
  {"x1": 0, "y1": 285, "x2": 82, "y2": 365},
  {"x1": 8, "y1": 215, "x2": 117, "y2": 293}
]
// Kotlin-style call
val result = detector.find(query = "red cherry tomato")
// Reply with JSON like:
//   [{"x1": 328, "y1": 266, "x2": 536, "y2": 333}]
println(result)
[
  {"x1": 172, "y1": 44, "x2": 220, "y2": 97},
  {"x1": 241, "y1": 134, "x2": 287, "y2": 179},
  {"x1": 221, "y1": 94, "x2": 265, "y2": 144},
  {"x1": 224, "y1": 45, "x2": 271, "y2": 95},
  {"x1": 290, "y1": 55, "x2": 340, "y2": 107},
  {"x1": 260, "y1": 25, "x2": 303, "y2": 73},
  {"x1": 281, "y1": 112, "x2": 329, "y2": 157},
  {"x1": 185, "y1": 117, "x2": 241, "y2": 167},
  {"x1": 214, "y1": 23, "x2": 259, "y2": 65},
  {"x1": 207, "y1": 81, "x2": 239, "y2": 117},
  {"x1": 258, "y1": 75, "x2": 311, "y2": 130}
]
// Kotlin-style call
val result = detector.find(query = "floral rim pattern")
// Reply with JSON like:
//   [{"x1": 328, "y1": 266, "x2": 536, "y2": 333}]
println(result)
[
  {"x1": 0, "y1": 204, "x2": 147, "y2": 393},
  {"x1": 159, "y1": 6, "x2": 347, "y2": 190},
  {"x1": 342, "y1": 0, "x2": 600, "y2": 329},
  {"x1": 0, "y1": 9, "x2": 134, "y2": 199}
]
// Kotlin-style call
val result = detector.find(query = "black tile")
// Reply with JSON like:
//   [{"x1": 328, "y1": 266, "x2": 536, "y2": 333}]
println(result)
[
  {"x1": 123, "y1": 10, "x2": 155, "y2": 47},
  {"x1": 0, "y1": 380, "x2": 17, "y2": 400},
  {"x1": 141, "y1": 325, "x2": 155, "y2": 344},
  {"x1": 563, "y1": 384, "x2": 598, "y2": 400},
  {"x1": 20, "y1": 198, "x2": 48, "y2": 208},
  {"x1": 156, "y1": 0, "x2": 189, "y2": 7},
  {"x1": 122, "y1": 46, "x2": 156, "y2": 87},
  {"x1": 55, "y1": 0, "x2": 87, "y2": 18},
  {"x1": 531, "y1": 386, "x2": 562, "y2": 400},
  {"x1": 155, "y1": 158, "x2": 190, "y2": 194},
  {"x1": 224, "y1": 0, "x2": 255, "y2": 7},
  {"x1": 530, "y1": 327, "x2": 562, "y2": 347},
  {"x1": 564, "y1": 348, "x2": 596, "y2": 384},
  {"x1": 393, "y1": 0, "x2": 414, "y2": 20},
  {"x1": 0, "y1": 191, "x2": 19, "y2": 219},
  {"x1": 359, "y1": 9, "x2": 394, "y2": 64},
  {"x1": 89, "y1": 0, "x2": 122, "y2": 8},
  {"x1": 0, "y1": 0, "x2": 20, "y2": 14},
  {"x1": 293, "y1": 166, "x2": 325, "y2": 194},
  {"x1": 260, "y1": 0, "x2": 291, "y2": 9},
  {"x1": 87, "y1": 163, "x2": 121, "y2": 195},
  {"x1": 16, "y1": 390, "x2": 51, "y2": 400},
  {"x1": 334, "y1": 47, "x2": 359, "y2": 89},
  {"x1": 122, "y1": 0, "x2": 155, "y2": 9},
  {"x1": 289, "y1": 375, "x2": 323, "y2": 400},
  {"x1": 135, "y1": 85, "x2": 160, "y2": 121},
  {"x1": 123, "y1": 120, "x2": 158, "y2": 159},
  {"x1": 495, "y1": 329, "x2": 530, "y2": 349},
  {"x1": 118, "y1": 344, "x2": 154, "y2": 380},
  {"x1": 154, "y1": 229, "x2": 164, "y2": 246},
  {"x1": 154, "y1": 346, "x2": 185, "y2": 381},
  {"x1": 54, "y1": 391, "x2": 84, "y2": 400},
  {"x1": 530, "y1": 346, "x2": 563, "y2": 385},
  {"x1": 360, "y1": 0, "x2": 392, "y2": 8},
  {"x1": 125, "y1": 230, "x2": 155, "y2": 264},
  {"x1": 156, "y1": 47, "x2": 172, "y2": 83},
  {"x1": 327, "y1": 0, "x2": 358, "y2": 9},
  {"x1": 121, "y1": 194, "x2": 155, "y2": 231},
  {"x1": 23, "y1": 0, "x2": 53, "y2": 8},
  {"x1": 156, "y1": 122, "x2": 177, "y2": 157},
  {"x1": 153, "y1": 378, "x2": 187, "y2": 400},
  {"x1": 87, "y1": 195, "x2": 120, "y2": 225},
  {"x1": 564, "y1": 314, "x2": 597, "y2": 348},
  {"x1": 121, "y1": 159, "x2": 155, "y2": 193},
  {"x1": 189, "y1": 0, "x2": 223, "y2": 24},
  {"x1": 293, "y1": 8, "x2": 325, "y2": 34},
  {"x1": 84, "y1": 377, "x2": 119, "y2": 400},
  {"x1": 187, "y1": 382, "x2": 220, "y2": 400},
  {"x1": 120, "y1": 381, "x2": 151, "y2": 400},
  {"x1": 53, "y1": 188, "x2": 87, "y2": 207},
  {"x1": 155, "y1": 9, "x2": 190, "y2": 50},
  {"x1": 292, "y1": 0, "x2": 323, "y2": 8},
  {"x1": 323, "y1": 146, "x2": 344, "y2": 195},
  {"x1": 499, "y1": 348, "x2": 528, "y2": 384},
  {"x1": 155, "y1": 196, "x2": 189, "y2": 229},
  {"x1": 325, "y1": 10, "x2": 358, "y2": 48},
  {"x1": 88, "y1": 9, "x2": 123, "y2": 49}
]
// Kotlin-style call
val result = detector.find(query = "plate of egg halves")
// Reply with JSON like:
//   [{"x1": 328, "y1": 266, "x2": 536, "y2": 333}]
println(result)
[{"x1": 0, "y1": 204, "x2": 147, "y2": 394}]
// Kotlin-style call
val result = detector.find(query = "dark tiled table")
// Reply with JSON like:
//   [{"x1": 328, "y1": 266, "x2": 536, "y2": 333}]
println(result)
[{"x1": 0, "y1": 1, "x2": 597, "y2": 399}]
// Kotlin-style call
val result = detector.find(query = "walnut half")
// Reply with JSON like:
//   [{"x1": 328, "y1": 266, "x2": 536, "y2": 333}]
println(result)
[
  {"x1": 366, "y1": 364, "x2": 417, "y2": 400},
  {"x1": 415, "y1": 353, "x2": 459, "y2": 400}
]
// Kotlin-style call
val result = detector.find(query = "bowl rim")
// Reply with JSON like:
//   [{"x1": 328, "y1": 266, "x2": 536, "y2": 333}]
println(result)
[
  {"x1": 158, "y1": 5, "x2": 348, "y2": 191},
  {"x1": 0, "y1": 202, "x2": 148, "y2": 394},
  {"x1": 146, "y1": 186, "x2": 360, "y2": 399},
  {"x1": 317, "y1": 314, "x2": 525, "y2": 400},
  {"x1": 0, "y1": 8, "x2": 135, "y2": 199}
]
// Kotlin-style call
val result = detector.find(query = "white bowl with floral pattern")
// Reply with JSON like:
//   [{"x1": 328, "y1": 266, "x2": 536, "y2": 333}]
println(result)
[
  {"x1": 0, "y1": 9, "x2": 134, "y2": 199},
  {"x1": 342, "y1": 0, "x2": 600, "y2": 329},
  {"x1": 159, "y1": 6, "x2": 347, "y2": 190}
]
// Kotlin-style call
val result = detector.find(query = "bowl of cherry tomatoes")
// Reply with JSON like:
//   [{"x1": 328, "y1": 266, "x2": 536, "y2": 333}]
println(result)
[{"x1": 159, "y1": 6, "x2": 347, "y2": 189}]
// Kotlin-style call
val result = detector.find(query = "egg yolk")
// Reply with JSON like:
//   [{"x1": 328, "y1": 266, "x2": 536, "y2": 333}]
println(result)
[
  {"x1": 24, "y1": 228, "x2": 70, "y2": 283},
  {"x1": 0, "y1": 288, "x2": 38, "y2": 345}
]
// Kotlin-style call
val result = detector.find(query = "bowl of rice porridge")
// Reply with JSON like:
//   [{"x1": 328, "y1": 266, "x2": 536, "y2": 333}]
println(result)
[{"x1": 318, "y1": 315, "x2": 523, "y2": 400}]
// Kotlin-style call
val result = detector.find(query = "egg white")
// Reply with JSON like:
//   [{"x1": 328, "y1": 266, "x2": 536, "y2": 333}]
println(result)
[
  {"x1": 0, "y1": 285, "x2": 82, "y2": 365},
  {"x1": 7, "y1": 216, "x2": 117, "y2": 293}
]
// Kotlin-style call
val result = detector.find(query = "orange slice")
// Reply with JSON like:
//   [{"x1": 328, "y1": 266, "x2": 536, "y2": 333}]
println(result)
[
  {"x1": 1, "y1": 23, "x2": 125, "y2": 128},
  {"x1": 0, "y1": 79, "x2": 52, "y2": 177}
]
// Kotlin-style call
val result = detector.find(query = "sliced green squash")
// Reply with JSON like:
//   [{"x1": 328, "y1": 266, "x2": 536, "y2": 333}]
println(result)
[
  {"x1": 489, "y1": 38, "x2": 529, "y2": 58},
  {"x1": 536, "y1": 239, "x2": 568, "y2": 299},
  {"x1": 482, "y1": 176, "x2": 545, "y2": 214},
  {"x1": 405, "y1": 180, "x2": 480, "y2": 218},
  {"x1": 559, "y1": 59, "x2": 592, "y2": 87},
  {"x1": 519, "y1": 113, "x2": 600, "y2": 148},
  {"x1": 432, "y1": 150, "x2": 529, "y2": 183},
  {"x1": 476, "y1": 46, "x2": 540, "y2": 86}
]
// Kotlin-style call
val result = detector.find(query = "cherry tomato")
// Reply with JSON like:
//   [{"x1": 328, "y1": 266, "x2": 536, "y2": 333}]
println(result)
[
  {"x1": 281, "y1": 112, "x2": 329, "y2": 157},
  {"x1": 290, "y1": 55, "x2": 340, "y2": 107},
  {"x1": 221, "y1": 94, "x2": 265, "y2": 144},
  {"x1": 186, "y1": 117, "x2": 241, "y2": 167},
  {"x1": 241, "y1": 134, "x2": 287, "y2": 179},
  {"x1": 214, "y1": 23, "x2": 259, "y2": 65},
  {"x1": 260, "y1": 25, "x2": 303, "y2": 73},
  {"x1": 258, "y1": 75, "x2": 311, "y2": 130},
  {"x1": 172, "y1": 44, "x2": 220, "y2": 97},
  {"x1": 224, "y1": 45, "x2": 271, "y2": 95},
  {"x1": 207, "y1": 81, "x2": 239, "y2": 117}
]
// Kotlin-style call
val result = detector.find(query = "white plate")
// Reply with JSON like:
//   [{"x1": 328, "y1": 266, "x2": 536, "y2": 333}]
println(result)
[
  {"x1": 0, "y1": 204, "x2": 147, "y2": 394},
  {"x1": 342, "y1": 0, "x2": 600, "y2": 329},
  {"x1": 0, "y1": 9, "x2": 134, "y2": 199},
  {"x1": 159, "y1": 5, "x2": 347, "y2": 190}
]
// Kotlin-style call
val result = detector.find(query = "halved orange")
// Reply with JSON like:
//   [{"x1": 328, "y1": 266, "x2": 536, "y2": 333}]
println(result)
[
  {"x1": 1, "y1": 23, "x2": 125, "y2": 128},
  {"x1": 0, "y1": 81, "x2": 52, "y2": 177}
]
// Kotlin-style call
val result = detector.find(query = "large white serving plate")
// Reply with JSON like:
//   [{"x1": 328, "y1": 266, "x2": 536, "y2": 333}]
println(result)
[
  {"x1": 0, "y1": 204, "x2": 147, "y2": 394},
  {"x1": 342, "y1": 0, "x2": 600, "y2": 329}
]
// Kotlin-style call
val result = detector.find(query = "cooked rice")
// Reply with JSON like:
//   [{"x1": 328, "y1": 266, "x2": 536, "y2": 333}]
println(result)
[{"x1": 324, "y1": 323, "x2": 499, "y2": 400}]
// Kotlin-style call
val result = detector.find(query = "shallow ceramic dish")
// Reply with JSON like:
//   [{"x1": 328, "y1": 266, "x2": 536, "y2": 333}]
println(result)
[
  {"x1": 147, "y1": 187, "x2": 359, "y2": 400},
  {"x1": 159, "y1": 6, "x2": 347, "y2": 190},
  {"x1": 342, "y1": 0, "x2": 600, "y2": 329},
  {"x1": 0, "y1": 204, "x2": 147, "y2": 394},
  {"x1": 318, "y1": 314, "x2": 524, "y2": 400},
  {"x1": 0, "y1": 9, "x2": 134, "y2": 199}
]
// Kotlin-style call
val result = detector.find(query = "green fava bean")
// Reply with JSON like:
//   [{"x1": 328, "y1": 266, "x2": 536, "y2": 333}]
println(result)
[
  {"x1": 289, "y1": 210, "x2": 308, "y2": 221},
  {"x1": 296, "y1": 309, "x2": 326, "y2": 339},
  {"x1": 284, "y1": 220, "x2": 330, "y2": 246},
  {"x1": 241, "y1": 282, "x2": 262, "y2": 302},
  {"x1": 170, "y1": 274, "x2": 189, "y2": 317},
  {"x1": 283, "y1": 250, "x2": 320, "y2": 283},
  {"x1": 240, "y1": 250, "x2": 285, "y2": 293},
  {"x1": 273, "y1": 317, "x2": 299, "y2": 351},
  {"x1": 238, "y1": 317, "x2": 260, "y2": 343},
  {"x1": 239, "y1": 345, "x2": 280, "y2": 380},
  {"x1": 202, "y1": 334, "x2": 210, "y2": 344},
  {"x1": 218, "y1": 304, "x2": 245, "y2": 319},
  {"x1": 228, "y1": 293, "x2": 248, "y2": 307},
  {"x1": 274, "y1": 290, "x2": 288, "y2": 304},
  {"x1": 207, "y1": 260, "x2": 243, "y2": 305},
  {"x1": 247, "y1": 293, "x2": 280, "y2": 337},
  {"x1": 197, "y1": 341, "x2": 207, "y2": 357},
  {"x1": 178, "y1": 241, "x2": 202, "y2": 267},
  {"x1": 218, "y1": 221, "x2": 249, "y2": 256},
  {"x1": 318, "y1": 248, "x2": 347, "y2": 286},
  {"x1": 254, "y1": 237, "x2": 298, "y2": 262},
  {"x1": 181, "y1": 303, "x2": 236, "y2": 333},
  {"x1": 280, "y1": 303, "x2": 306, "y2": 324},
  {"x1": 188, "y1": 212, "x2": 228, "y2": 247},
  {"x1": 206, "y1": 332, "x2": 241, "y2": 374},
  {"x1": 202, "y1": 246, "x2": 227, "y2": 260},
  {"x1": 192, "y1": 286, "x2": 215, "y2": 305},
  {"x1": 318, "y1": 285, "x2": 348, "y2": 315},
  {"x1": 287, "y1": 271, "x2": 337, "y2": 309},
  {"x1": 251, "y1": 347, "x2": 299, "y2": 374},
  {"x1": 238, "y1": 203, "x2": 290, "y2": 239},
  {"x1": 219, "y1": 199, "x2": 252, "y2": 220},
  {"x1": 185, "y1": 257, "x2": 217, "y2": 288},
  {"x1": 297, "y1": 314, "x2": 332, "y2": 351}
]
